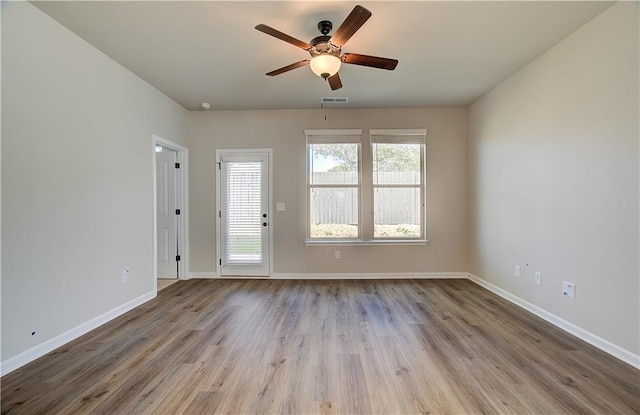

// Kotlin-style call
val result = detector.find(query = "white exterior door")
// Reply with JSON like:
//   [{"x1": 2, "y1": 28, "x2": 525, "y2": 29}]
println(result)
[
  {"x1": 156, "y1": 147, "x2": 178, "y2": 278},
  {"x1": 218, "y1": 151, "x2": 270, "y2": 277}
]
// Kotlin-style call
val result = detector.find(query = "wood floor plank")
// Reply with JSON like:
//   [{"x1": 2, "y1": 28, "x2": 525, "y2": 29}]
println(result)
[{"x1": 2, "y1": 279, "x2": 638, "y2": 414}]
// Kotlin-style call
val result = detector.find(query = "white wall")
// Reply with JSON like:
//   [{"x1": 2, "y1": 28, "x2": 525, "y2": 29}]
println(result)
[
  {"x1": 1, "y1": 3, "x2": 187, "y2": 364},
  {"x1": 468, "y1": 2, "x2": 639, "y2": 357},
  {"x1": 187, "y1": 107, "x2": 468, "y2": 275}
]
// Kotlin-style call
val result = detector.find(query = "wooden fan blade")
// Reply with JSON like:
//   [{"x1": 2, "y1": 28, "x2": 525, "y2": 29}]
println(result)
[
  {"x1": 327, "y1": 73, "x2": 343, "y2": 90},
  {"x1": 266, "y1": 60, "x2": 310, "y2": 76},
  {"x1": 255, "y1": 24, "x2": 312, "y2": 50},
  {"x1": 330, "y1": 5, "x2": 372, "y2": 47},
  {"x1": 342, "y1": 53, "x2": 398, "y2": 70}
]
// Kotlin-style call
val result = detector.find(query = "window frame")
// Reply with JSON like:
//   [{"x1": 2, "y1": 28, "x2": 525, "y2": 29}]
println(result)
[
  {"x1": 304, "y1": 128, "x2": 428, "y2": 246},
  {"x1": 370, "y1": 129, "x2": 427, "y2": 241},
  {"x1": 305, "y1": 129, "x2": 363, "y2": 242}
]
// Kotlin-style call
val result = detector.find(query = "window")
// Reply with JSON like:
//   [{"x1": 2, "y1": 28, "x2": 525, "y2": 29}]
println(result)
[
  {"x1": 371, "y1": 130, "x2": 426, "y2": 240},
  {"x1": 306, "y1": 130, "x2": 362, "y2": 240},
  {"x1": 306, "y1": 129, "x2": 426, "y2": 244}
]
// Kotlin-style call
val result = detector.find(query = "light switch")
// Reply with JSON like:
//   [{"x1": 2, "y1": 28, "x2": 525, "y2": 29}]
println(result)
[{"x1": 276, "y1": 202, "x2": 285, "y2": 211}]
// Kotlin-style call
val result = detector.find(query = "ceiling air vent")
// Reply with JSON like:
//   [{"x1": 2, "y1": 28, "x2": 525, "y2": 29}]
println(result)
[{"x1": 321, "y1": 97, "x2": 348, "y2": 104}]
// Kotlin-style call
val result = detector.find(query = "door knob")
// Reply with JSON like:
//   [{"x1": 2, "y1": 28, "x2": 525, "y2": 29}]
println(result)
[{"x1": 263, "y1": 222, "x2": 267, "y2": 227}]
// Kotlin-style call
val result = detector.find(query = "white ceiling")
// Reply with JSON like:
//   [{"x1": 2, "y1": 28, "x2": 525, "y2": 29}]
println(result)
[{"x1": 32, "y1": 1, "x2": 613, "y2": 111}]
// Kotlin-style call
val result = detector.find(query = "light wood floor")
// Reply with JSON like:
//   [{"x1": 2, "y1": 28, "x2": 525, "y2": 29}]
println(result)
[{"x1": 2, "y1": 279, "x2": 638, "y2": 414}]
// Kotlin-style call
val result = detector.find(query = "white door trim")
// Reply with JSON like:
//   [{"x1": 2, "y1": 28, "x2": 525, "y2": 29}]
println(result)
[
  {"x1": 216, "y1": 148, "x2": 273, "y2": 277},
  {"x1": 152, "y1": 135, "x2": 189, "y2": 292}
]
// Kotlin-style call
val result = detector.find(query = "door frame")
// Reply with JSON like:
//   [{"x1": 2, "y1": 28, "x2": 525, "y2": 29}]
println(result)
[
  {"x1": 152, "y1": 135, "x2": 189, "y2": 291},
  {"x1": 216, "y1": 148, "x2": 273, "y2": 277}
]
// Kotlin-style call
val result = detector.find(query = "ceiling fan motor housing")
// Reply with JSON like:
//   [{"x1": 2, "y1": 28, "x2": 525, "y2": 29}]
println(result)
[
  {"x1": 310, "y1": 36, "x2": 340, "y2": 55},
  {"x1": 310, "y1": 21, "x2": 341, "y2": 57}
]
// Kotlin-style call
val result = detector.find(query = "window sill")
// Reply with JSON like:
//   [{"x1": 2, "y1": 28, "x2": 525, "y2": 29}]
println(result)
[{"x1": 304, "y1": 239, "x2": 429, "y2": 247}]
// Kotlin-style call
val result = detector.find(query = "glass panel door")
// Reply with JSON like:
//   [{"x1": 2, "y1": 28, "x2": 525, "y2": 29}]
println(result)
[{"x1": 218, "y1": 151, "x2": 270, "y2": 276}]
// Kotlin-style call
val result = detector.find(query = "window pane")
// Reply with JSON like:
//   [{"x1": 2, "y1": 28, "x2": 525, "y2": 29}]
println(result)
[
  {"x1": 311, "y1": 144, "x2": 359, "y2": 184},
  {"x1": 374, "y1": 187, "x2": 421, "y2": 238},
  {"x1": 372, "y1": 143, "x2": 421, "y2": 185},
  {"x1": 310, "y1": 187, "x2": 358, "y2": 238}
]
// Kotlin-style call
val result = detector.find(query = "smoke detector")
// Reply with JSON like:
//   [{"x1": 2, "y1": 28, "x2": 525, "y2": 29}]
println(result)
[{"x1": 200, "y1": 102, "x2": 211, "y2": 110}]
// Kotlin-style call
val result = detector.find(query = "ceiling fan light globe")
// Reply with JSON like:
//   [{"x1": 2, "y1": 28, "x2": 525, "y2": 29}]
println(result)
[{"x1": 310, "y1": 54, "x2": 341, "y2": 78}]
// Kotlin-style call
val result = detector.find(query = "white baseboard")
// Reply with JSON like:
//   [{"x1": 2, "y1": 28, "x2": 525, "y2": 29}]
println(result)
[
  {"x1": 188, "y1": 272, "x2": 467, "y2": 280},
  {"x1": 187, "y1": 272, "x2": 218, "y2": 279},
  {"x1": 467, "y1": 273, "x2": 640, "y2": 369},
  {"x1": 0, "y1": 291, "x2": 156, "y2": 376},
  {"x1": 272, "y1": 272, "x2": 467, "y2": 280}
]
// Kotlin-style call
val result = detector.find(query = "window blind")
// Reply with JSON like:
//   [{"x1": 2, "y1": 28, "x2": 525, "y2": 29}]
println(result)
[
  {"x1": 223, "y1": 161, "x2": 262, "y2": 264},
  {"x1": 305, "y1": 129, "x2": 362, "y2": 144},
  {"x1": 370, "y1": 129, "x2": 427, "y2": 144}
]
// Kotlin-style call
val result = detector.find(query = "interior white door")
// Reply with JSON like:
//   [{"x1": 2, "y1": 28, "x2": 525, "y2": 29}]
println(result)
[
  {"x1": 219, "y1": 151, "x2": 270, "y2": 276},
  {"x1": 156, "y1": 147, "x2": 178, "y2": 278}
]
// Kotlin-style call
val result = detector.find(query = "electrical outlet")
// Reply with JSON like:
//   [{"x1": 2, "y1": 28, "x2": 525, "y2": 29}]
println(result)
[
  {"x1": 563, "y1": 281, "x2": 576, "y2": 298},
  {"x1": 334, "y1": 250, "x2": 341, "y2": 259},
  {"x1": 121, "y1": 269, "x2": 129, "y2": 282},
  {"x1": 535, "y1": 272, "x2": 542, "y2": 285},
  {"x1": 515, "y1": 265, "x2": 521, "y2": 277}
]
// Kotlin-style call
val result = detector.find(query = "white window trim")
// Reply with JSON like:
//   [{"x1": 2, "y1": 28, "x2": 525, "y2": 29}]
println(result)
[{"x1": 304, "y1": 239, "x2": 429, "y2": 246}]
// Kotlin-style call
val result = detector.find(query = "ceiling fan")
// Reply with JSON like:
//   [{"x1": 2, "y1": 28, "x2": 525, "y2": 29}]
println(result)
[{"x1": 255, "y1": 5, "x2": 398, "y2": 90}]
